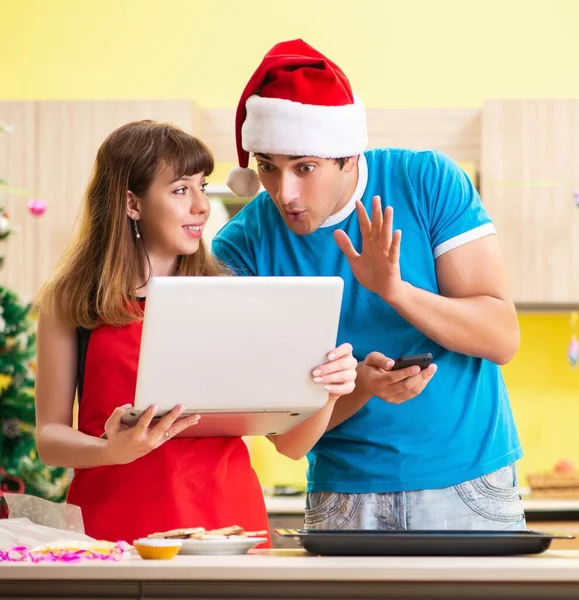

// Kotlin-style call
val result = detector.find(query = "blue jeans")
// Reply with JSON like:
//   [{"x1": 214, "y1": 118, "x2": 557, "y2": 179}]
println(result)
[{"x1": 305, "y1": 464, "x2": 526, "y2": 530}]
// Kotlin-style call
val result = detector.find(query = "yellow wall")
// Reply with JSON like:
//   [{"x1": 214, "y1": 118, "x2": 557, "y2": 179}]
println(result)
[
  {"x1": 504, "y1": 314, "x2": 579, "y2": 485},
  {"x1": 2, "y1": 0, "x2": 579, "y2": 106},
  {"x1": 2, "y1": 0, "x2": 579, "y2": 488}
]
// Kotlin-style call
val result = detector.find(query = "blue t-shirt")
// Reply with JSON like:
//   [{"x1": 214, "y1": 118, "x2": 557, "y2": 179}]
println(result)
[{"x1": 212, "y1": 148, "x2": 523, "y2": 493}]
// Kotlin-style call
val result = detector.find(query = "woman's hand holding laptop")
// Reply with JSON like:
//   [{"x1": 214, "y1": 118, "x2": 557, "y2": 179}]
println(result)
[
  {"x1": 101, "y1": 404, "x2": 201, "y2": 465},
  {"x1": 311, "y1": 342, "x2": 358, "y2": 400}
]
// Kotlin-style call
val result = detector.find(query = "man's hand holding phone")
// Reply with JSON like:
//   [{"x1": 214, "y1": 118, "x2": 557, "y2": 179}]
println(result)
[{"x1": 358, "y1": 352, "x2": 437, "y2": 405}]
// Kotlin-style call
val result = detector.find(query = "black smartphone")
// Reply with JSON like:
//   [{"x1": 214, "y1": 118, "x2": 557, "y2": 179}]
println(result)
[{"x1": 391, "y1": 353, "x2": 433, "y2": 371}]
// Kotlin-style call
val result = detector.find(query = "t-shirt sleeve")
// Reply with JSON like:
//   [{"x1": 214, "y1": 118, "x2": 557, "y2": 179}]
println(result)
[
  {"x1": 416, "y1": 151, "x2": 496, "y2": 259},
  {"x1": 211, "y1": 222, "x2": 256, "y2": 277}
]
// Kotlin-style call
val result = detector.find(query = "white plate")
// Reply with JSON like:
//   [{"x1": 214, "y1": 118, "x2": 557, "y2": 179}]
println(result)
[{"x1": 178, "y1": 537, "x2": 268, "y2": 556}]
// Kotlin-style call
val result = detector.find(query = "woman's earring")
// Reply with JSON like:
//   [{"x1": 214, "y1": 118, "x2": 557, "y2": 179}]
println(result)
[{"x1": 132, "y1": 217, "x2": 141, "y2": 239}]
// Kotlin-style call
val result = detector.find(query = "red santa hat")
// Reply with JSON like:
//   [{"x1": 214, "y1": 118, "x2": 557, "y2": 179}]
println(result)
[{"x1": 226, "y1": 39, "x2": 368, "y2": 198}]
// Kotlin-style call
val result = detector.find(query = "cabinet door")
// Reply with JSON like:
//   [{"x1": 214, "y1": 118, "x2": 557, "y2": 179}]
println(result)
[
  {"x1": 481, "y1": 100, "x2": 579, "y2": 305},
  {"x1": 268, "y1": 515, "x2": 303, "y2": 549}
]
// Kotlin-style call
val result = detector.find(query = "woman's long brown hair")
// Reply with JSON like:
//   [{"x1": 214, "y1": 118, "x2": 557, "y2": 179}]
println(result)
[{"x1": 35, "y1": 120, "x2": 228, "y2": 328}]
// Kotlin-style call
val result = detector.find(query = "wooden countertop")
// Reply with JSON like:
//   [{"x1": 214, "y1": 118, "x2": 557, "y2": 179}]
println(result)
[
  {"x1": 4, "y1": 549, "x2": 579, "y2": 598},
  {"x1": 1, "y1": 549, "x2": 579, "y2": 581}
]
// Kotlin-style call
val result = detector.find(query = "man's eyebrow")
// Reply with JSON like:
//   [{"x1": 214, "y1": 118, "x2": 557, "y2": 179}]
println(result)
[{"x1": 255, "y1": 153, "x2": 307, "y2": 161}]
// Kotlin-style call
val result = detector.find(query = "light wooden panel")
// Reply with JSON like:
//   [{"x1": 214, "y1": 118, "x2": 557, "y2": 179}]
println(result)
[
  {"x1": 366, "y1": 108, "x2": 481, "y2": 163},
  {"x1": 198, "y1": 107, "x2": 481, "y2": 164},
  {"x1": 0, "y1": 102, "x2": 37, "y2": 300},
  {"x1": 0, "y1": 101, "x2": 195, "y2": 299},
  {"x1": 481, "y1": 100, "x2": 579, "y2": 304},
  {"x1": 569, "y1": 101, "x2": 579, "y2": 302},
  {"x1": 195, "y1": 108, "x2": 236, "y2": 163}
]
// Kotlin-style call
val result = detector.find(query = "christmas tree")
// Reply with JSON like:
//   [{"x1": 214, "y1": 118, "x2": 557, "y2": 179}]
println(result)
[{"x1": 0, "y1": 123, "x2": 68, "y2": 518}]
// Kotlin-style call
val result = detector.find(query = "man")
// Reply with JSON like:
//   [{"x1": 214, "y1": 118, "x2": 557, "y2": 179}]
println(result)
[{"x1": 212, "y1": 39, "x2": 525, "y2": 530}]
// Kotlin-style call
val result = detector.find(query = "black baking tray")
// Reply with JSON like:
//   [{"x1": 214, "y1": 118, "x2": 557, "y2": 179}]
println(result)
[{"x1": 275, "y1": 529, "x2": 574, "y2": 556}]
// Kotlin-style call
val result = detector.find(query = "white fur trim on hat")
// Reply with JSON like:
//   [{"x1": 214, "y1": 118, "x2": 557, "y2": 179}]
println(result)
[
  {"x1": 241, "y1": 95, "x2": 368, "y2": 158},
  {"x1": 225, "y1": 166, "x2": 261, "y2": 199}
]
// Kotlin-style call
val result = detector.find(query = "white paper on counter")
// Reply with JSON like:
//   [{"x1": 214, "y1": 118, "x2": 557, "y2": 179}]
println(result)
[
  {"x1": 0, "y1": 493, "x2": 94, "y2": 549},
  {"x1": 3, "y1": 493, "x2": 85, "y2": 533},
  {"x1": 0, "y1": 517, "x2": 95, "y2": 549}
]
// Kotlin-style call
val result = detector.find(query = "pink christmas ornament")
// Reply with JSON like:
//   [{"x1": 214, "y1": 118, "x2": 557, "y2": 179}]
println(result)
[{"x1": 27, "y1": 199, "x2": 46, "y2": 217}]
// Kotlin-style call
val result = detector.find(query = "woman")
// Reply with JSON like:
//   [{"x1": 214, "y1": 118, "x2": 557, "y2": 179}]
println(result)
[{"x1": 34, "y1": 120, "x2": 357, "y2": 543}]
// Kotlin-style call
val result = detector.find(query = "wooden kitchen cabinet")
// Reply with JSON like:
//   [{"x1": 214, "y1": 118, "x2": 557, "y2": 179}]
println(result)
[
  {"x1": 530, "y1": 521, "x2": 579, "y2": 550},
  {"x1": 481, "y1": 100, "x2": 579, "y2": 305},
  {"x1": 268, "y1": 514, "x2": 303, "y2": 549}
]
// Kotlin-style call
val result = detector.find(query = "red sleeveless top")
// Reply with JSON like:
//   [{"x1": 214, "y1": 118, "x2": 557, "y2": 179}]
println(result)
[{"x1": 66, "y1": 308, "x2": 270, "y2": 545}]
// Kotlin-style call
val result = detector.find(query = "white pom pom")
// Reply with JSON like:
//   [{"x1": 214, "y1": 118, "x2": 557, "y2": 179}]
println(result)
[{"x1": 226, "y1": 167, "x2": 261, "y2": 198}]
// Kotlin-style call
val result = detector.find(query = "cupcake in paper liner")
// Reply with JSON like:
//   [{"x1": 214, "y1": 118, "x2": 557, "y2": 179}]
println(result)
[{"x1": 133, "y1": 538, "x2": 182, "y2": 560}]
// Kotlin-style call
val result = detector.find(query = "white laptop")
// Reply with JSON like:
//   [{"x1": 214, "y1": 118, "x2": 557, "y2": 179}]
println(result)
[{"x1": 121, "y1": 276, "x2": 344, "y2": 437}]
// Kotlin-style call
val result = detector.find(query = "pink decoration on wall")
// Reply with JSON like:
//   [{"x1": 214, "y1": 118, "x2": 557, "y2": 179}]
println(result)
[{"x1": 27, "y1": 199, "x2": 46, "y2": 217}]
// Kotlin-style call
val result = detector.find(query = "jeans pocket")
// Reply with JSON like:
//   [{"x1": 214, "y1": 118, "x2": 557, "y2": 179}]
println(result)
[
  {"x1": 455, "y1": 464, "x2": 525, "y2": 523},
  {"x1": 481, "y1": 463, "x2": 519, "y2": 492},
  {"x1": 304, "y1": 492, "x2": 362, "y2": 530}
]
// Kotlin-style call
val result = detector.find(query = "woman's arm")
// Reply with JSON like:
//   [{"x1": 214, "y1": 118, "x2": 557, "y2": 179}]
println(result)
[
  {"x1": 35, "y1": 311, "x2": 114, "y2": 468},
  {"x1": 35, "y1": 311, "x2": 200, "y2": 468},
  {"x1": 267, "y1": 397, "x2": 339, "y2": 461}
]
